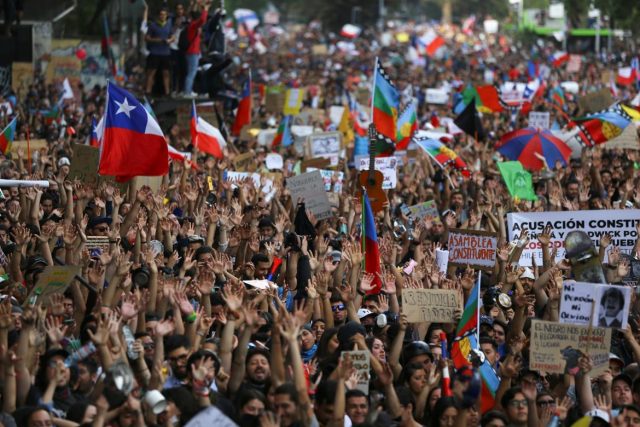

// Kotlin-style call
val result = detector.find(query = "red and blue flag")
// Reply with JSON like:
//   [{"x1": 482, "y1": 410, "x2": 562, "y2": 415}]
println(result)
[
  {"x1": 232, "y1": 73, "x2": 252, "y2": 136},
  {"x1": 362, "y1": 192, "x2": 382, "y2": 293},
  {"x1": 98, "y1": 81, "x2": 168, "y2": 181}
]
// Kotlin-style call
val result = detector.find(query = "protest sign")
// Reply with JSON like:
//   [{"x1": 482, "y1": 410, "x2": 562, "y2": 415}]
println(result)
[
  {"x1": 357, "y1": 156, "x2": 397, "y2": 189},
  {"x1": 594, "y1": 284, "x2": 631, "y2": 329},
  {"x1": 311, "y1": 44, "x2": 328, "y2": 55},
  {"x1": 306, "y1": 168, "x2": 344, "y2": 193},
  {"x1": 426, "y1": 88, "x2": 449, "y2": 104},
  {"x1": 68, "y1": 144, "x2": 112, "y2": 188},
  {"x1": 286, "y1": 171, "x2": 332, "y2": 220},
  {"x1": 257, "y1": 129, "x2": 277, "y2": 147},
  {"x1": 402, "y1": 289, "x2": 460, "y2": 323},
  {"x1": 435, "y1": 249, "x2": 449, "y2": 273},
  {"x1": 265, "y1": 153, "x2": 283, "y2": 170},
  {"x1": 10, "y1": 139, "x2": 47, "y2": 155},
  {"x1": 404, "y1": 200, "x2": 440, "y2": 223},
  {"x1": 86, "y1": 236, "x2": 110, "y2": 255},
  {"x1": 12, "y1": 62, "x2": 33, "y2": 98},
  {"x1": 578, "y1": 88, "x2": 613, "y2": 114},
  {"x1": 497, "y1": 161, "x2": 537, "y2": 201},
  {"x1": 301, "y1": 157, "x2": 331, "y2": 172},
  {"x1": 329, "y1": 106, "x2": 345, "y2": 125},
  {"x1": 529, "y1": 319, "x2": 611, "y2": 376},
  {"x1": 506, "y1": 210, "x2": 640, "y2": 266},
  {"x1": 341, "y1": 350, "x2": 370, "y2": 394},
  {"x1": 447, "y1": 229, "x2": 498, "y2": 270},
  {"x1": 566, "y1": 55, "x2": 582, "y2": 73},
  {"x1": 45, "y1": 55, "x2": 82, "y2": 84},
  {"x1": 185, "y1": 405, "x2": 237, "y2": 427},
  {"x1": 232, "y1": 151, "x2": 255, "y2": 172},
  {"x1": 283, "y1": 88, "x2": 305, "y2": 116},
  {"x1": 308, "y1": 132, "x2": 342, "y2": 167},
  {"x1": 559, "y1": 281, "x2": 598, "y2": 326},
  {"x1": 26, "y1": 266, "x2": 80, "y2": 307},
  {"x1": 243, "y1": 280, "x2": 277, "y2": 290},
  {"x1": 528, "y1": 112, "x2": 550, "y2": 129},
  {"x1": 356, "y1": 87, "x2": 370, "y2": 106}
]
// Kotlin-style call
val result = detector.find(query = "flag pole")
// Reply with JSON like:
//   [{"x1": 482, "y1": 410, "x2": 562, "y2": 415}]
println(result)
[
  {"x1": 475, "y1": 271, "x2": 481, "y2": 348},
  {"x1": 370, "y1": 57, "x2": 378, "y2": 122},
  {"x1": 26, "y1": 124, "x2": 31, "y2": 173},
  {"x1": 361, "y1": 190, "x2": 366, "y2": 271}
]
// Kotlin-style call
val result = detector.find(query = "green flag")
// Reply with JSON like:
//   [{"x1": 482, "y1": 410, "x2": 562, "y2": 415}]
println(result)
[{"x1": 497, "y1": 161, "x2": 537, "y2": 201}]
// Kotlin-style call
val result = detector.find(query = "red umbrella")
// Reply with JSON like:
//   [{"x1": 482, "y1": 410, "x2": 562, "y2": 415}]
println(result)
[{"x1": 495, "y1": 127, "x2": 572, "y2": 171}]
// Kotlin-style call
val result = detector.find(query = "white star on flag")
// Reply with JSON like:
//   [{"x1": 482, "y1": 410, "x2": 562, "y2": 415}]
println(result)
[{"x1": 114, "y1": 97, "x2": 136, "y2": 117}]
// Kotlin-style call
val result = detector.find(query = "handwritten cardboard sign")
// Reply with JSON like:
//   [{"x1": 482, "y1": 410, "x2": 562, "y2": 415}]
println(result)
[
  {"x1": 529, "y1": 319, "x2": 611, "y2": 376},
  {"x1": 286, "y1": 170, "x2": 332, "y2": 220},
  {"x1": 578, "y1": 88, "x2": 613, "y2": 115},
  {"x1": 232, "y1": 151, "x2": 255, "y2": 172},
  {"x1": 68, "y1": 144, "x2": 113, "y2": 188},
  {"x1": 447, "y1": 229, "x2": 497, "y2": 270},
  {"x1": 402, "y1": 289, "x2": 460, "y2": 323},
  {"x1": 26, "y1": 266, "x2": 80, "y2": 307},
  {"x1": 341, "y1": 350, "x2": 370, "y2": 394}
]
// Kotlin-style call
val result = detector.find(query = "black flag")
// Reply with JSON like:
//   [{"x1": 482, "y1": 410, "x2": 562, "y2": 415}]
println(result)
[{"x1": 454, "y1": 99, "x2": 486, "y2": 141}]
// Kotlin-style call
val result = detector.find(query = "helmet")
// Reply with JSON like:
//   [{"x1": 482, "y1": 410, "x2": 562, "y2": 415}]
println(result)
[{"x1": 401, "y1": 341, "x2": 432, "y2": 365}]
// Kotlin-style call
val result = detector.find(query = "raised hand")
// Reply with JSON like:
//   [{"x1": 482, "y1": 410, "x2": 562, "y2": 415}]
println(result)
[
  {"x1": 44, "y1": 316, "x2": 68, "y2": 345},
  {"x1": 360, "y1": 272, "x2": 376, "y2": 293}
]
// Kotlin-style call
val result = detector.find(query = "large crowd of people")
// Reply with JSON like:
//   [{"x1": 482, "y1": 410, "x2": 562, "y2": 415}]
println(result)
[{"x1": 0, "y1": 0, "x2": 639, "y2": 426}]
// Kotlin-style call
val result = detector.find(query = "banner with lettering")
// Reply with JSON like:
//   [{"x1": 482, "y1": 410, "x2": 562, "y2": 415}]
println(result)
[
  {"x1": 507, "y1": 210, "x2": 640, "y2": 266},
  {"x1": 447, "y1": 228, "x2": 498, "y2": 270}
]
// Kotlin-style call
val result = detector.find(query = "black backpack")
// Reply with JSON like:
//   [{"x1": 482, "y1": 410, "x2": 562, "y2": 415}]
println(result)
[{"x1": 178, "y1": 25, "x2": 194, "y2": 52}]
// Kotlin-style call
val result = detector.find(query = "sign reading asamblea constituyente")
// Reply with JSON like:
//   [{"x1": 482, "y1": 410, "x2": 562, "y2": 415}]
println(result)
[{"x1": 447, "y1": 228, "x2": 498, "y2": 270}]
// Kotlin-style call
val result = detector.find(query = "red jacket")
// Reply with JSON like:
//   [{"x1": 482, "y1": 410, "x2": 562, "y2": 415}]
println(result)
[{"x1": 185, "y1": 10, "x2": 207, "y2": 55}]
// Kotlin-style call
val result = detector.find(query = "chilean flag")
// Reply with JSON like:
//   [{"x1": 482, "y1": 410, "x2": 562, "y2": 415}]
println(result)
[
  {"x1": 551, "y1": 51, "x2": 569, "y2": 67},
  {"x1": 340, "y1": 24, "x2": 361, "y2": 39},
  {"x1": 418, "y1": 30, "x2": 445, "y2": 57},
  {"x1": 89, "y1": 116, "x2": 100, "y2": 147},
  {"x1": 362, "y1": 192, "x2": 382, "y2": 294},
  {"x1": 98, "y1": 82, "x2": 168, "y2": 180},
  {"x1": 231, "y1": 74, "x2": 252, "y2": 136},
  {"x1": 191, "y1": 101, "x2": 226, "y2": 159},
  {"x1": 167, "y1": 144, "x2": 197, "y2": 169},
  {"x1": 617, "y1": 67, "x2": 637, "y2": 86}
]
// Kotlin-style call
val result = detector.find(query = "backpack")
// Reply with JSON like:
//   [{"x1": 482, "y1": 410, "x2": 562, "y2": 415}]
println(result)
[{"x1": 177, "y1": 27, "x2": 192, "y2": 52}]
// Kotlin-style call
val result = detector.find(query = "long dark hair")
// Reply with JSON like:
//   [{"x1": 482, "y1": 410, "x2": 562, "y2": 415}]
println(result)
[{"x1": 430, "y1": 396, "x2": 460, "y2": 427}]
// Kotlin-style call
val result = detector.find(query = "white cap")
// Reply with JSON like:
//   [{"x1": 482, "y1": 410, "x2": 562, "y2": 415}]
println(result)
[
  {"x1": 57, "y1": 157, "x2": 70, "y2": 167},
  {"x1": 520, "y1": 267, "x2": 535, "y2": 280},
  {"x1": 357, "y1": 308, "x2": 375, "y2": 319}
]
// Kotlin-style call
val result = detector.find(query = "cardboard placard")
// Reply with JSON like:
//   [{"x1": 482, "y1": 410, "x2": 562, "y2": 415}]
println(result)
[
  {"x1": 265, "y1": 92, "x2": 285, "y2": 114},
  {"x1": 506, "y1": 210, "x2": 640, "y2": 266},
  {"x1": 68, "y1": 144, "x2": 112, "y2": 188},
  {"x1": 529, "y1": 319, "x2": 611, "y2": 376},
  {"x1": 232, "y1": 151, "x2": 255, "y2": 172},
  {"x1": 341, "y1": 350, "x2": 370, "y2": 394},
  {"x1": 308, "y1": 132, "x2": 342, "y2": 167},
  {"x1": 447, "y1": 228, "x2": 498, "y2": 270},
  {"x1": 311, "y1": 44, "x2": 328, "y2": 55},
  {"x1": 12, "y1": 62, "x2": 34, "y2": 98},
  {"x1": 26, "y1": 266, "x2": 80, "y2": 306},
  {"x1": 402, "y1": 289, "x2": 460, "y2": 323},
  {"x1": 283, "y1": 88, "x2": 305, "y2": 116},
  {"x1": 560, "y1": 281, "x2": 631, "y2": 328},
  {"x1": 528, "y1": 112, "x2": 550, "y2": 129},
  {"x1": 356, "y1": 156, "x2": 397, "y2": 189},
  {"x1": 356, "y1": 87, "x2": 370, "y2": 106},
  {"x1": 286, "y1": 170, "x2": 332, "y2": 220},
  {"x1": 10, "y1": 139, "x2": 48, "y2": 155},
  {"x1": 301, "y1": 157, "x2": 331, "y2": 172},
  {"x1": 86, "y1": 236, "x2": 110, "y2": 254},
  {"x1": 578, "y1": 88, "x2": 613, "y2": 114},
  {"x1": 404, "y1": 200, "x2": 441, "y2": 223}
]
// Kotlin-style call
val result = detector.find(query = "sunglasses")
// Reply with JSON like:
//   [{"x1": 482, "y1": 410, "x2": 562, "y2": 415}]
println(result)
[
  {"x1": 332, "y1": 304, "x2": 345, "y2": 312},
  {"x1": 536, "y1": 400, "x2": 555, "y2": 407}
]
